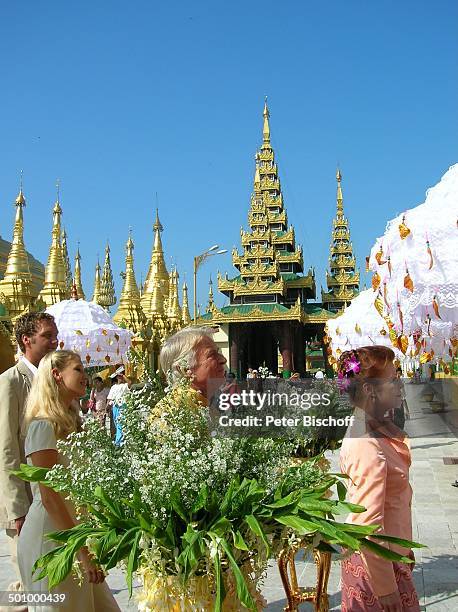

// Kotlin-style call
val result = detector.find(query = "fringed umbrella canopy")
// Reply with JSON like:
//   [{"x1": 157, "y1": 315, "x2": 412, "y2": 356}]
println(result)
[
  {"x1": 325, "y1": 289, "x2": 405, "y2": 363},
  {"x1": 368, "y1": 164, "x2": 458, "y2": 362},
  {"x1": 46, "y1": 299, "x2": 133, "y2": 367}
]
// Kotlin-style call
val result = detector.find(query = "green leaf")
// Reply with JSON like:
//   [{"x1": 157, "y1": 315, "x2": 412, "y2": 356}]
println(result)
[
  {"x1": 361, "y1": 539, "x2": 414, "y2": 563},
  {"x1": 311, "y1": 518, "x2": 361, "y2": 549},
  {"x1": 328, "y1": 521, "x2": 378, "y2": 536},
  {"x1": 370, "y1": 534, "x2": 426, "y2": 549},
  {"x1": 210, "y1": 517, "x2": 232, "y2": 537},
  {"x1": 126, "y1": 531, "x2": 141, "y2": 597},
  {"x1": 191, "y1": 484, "x2": 209, "y2": 514},
  {"x1": 212, "y1": 544, "x2": 225, "y2": 612},
  {"x1": 275, "y1": 514, "x2": 318, "y2": 535},
  {"x1": 232, "y1": 530, "x2": 249, "y2": 551},
  {"x1": 334, "y1": 501, "x2": 366, "y2": 514},
  {"x1": 266, "y1": 491, "x2": 300, "y2": 509},
  {"x1": 106, "y1": 528, "x2": 139, "y2": 570},
  {"x1": 298, "y1": 499, "x2": 335, "y2": 513},
  {"x1": 177, "y1": 526, "x2": 204, "y2": 578},
  {"x1": 94, "y1": 486, "x2": 124, "y2": 520},
  {"x1": 12, "y1": 464, "x2": 49, "y2": 482},
  {"x1": 220, "y1": 538, "x2": 256, "y2": 611},
  {"x1": 165, "y1": 518, "x2": 176, "y2": 548},
  {"x1": 97, "y1": 529, "x2": 120, "y2": 563},
  {"x1": 245, "y1": 515, "x2": 270, "y2": 556},
  {"x1": 337, "y1": 481, "x2": 347, "y2": 502},
  {"x1": 170, "y1": 490, "x2": 188, "y2": 523}
]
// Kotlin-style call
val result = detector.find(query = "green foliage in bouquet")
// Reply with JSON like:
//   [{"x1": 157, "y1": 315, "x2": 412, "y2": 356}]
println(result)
[{"x1": 14, "y1": 371, "x2": 424, "y2": 611}]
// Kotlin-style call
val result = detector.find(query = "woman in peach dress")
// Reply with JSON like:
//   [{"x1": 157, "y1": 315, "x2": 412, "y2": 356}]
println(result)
[{"x1": 338, "y1": 346, "x2": 420, "y2": 612}]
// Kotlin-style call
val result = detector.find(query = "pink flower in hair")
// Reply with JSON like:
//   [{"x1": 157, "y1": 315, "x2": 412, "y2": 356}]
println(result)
[{"x1": 345, "y1": 355, "x2": 361, "y2": 375}]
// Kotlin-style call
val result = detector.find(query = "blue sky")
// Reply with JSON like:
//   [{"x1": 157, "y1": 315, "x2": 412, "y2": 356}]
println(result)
[{"x1": 1, "y1": 0, "x2": 457, "y2": 313}]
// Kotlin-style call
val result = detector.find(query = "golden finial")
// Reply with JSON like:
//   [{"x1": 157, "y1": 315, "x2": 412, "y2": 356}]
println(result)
[
  {"x1": 153, "y1": 206, "x2": 163, "y2": 232},
  {"x1": 262, "y1": 97, "x2": 271, "y2": 143},
  {"x1": 336, "y1": 167, "x2": 343, "y2": 212},
  {"x1": 15, "y1": 170, "x2": 26, "y2": 206}
]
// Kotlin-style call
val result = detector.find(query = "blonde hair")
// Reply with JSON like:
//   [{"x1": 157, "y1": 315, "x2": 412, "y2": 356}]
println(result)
[{"x1": 24, "y1": 350, "x2": 82, "y2": 440}]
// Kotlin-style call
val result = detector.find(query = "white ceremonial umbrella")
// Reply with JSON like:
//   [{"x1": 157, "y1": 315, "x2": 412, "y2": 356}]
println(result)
[
  {"x1": 368, "y1": 164, "x2": 458, "y2": 361},
  {"x1": 46, "y1": 299, "x2": 134, "y2": 367},
  {"x1": 325, "y1": 289, "x2": 405, "y2": 361}
]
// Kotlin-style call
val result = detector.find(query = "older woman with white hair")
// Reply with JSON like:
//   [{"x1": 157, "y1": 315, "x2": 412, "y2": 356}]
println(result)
[
  {"x1": 160, "y1": 326, "x2": 227, "y2": 399},
  {"x1": 149, "y1": 327, "x2": 227, "y2": 424}
]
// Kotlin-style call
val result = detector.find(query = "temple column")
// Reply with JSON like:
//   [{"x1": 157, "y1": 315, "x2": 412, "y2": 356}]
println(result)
[
  {"x1": 295, "y1": 324, "x2": 305, "y2": 376},
  {"x1": 279, "y1": 322, "x2": 293, "y2": 377},
  {"x1": 229, "y1": 324, "x2": 240, "y2": 377}
]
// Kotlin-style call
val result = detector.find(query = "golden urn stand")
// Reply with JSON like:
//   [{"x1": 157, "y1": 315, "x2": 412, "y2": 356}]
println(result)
[{"x1": 278, "y1": 544, "x2": 331, "y2": 611}]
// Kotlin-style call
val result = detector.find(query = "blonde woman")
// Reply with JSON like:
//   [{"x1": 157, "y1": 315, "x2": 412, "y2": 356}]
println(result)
[{"x1": 18, "y1": 350, "x2": 119, "y2": 611}]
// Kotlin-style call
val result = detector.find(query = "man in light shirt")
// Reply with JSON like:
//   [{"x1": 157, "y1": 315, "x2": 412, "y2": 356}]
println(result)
[{"x1": 0, "y1": 312, "x2": 58, "y2": 598}]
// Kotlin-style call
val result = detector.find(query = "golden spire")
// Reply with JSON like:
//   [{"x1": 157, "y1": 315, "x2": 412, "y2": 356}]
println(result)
[
  {"x1": 150, "y1": 276, "x2": 165, "y2": 316},
  {"x1": 113, "y1": 232, "x2": 145, "y2": 331},
  {"x1": 206, "y1": 277, "x2": 216, "y2": 314},
  {"x1": 37, "y1": 186, "x2": 68, "y2": 306},
  {"x1": 98, "y1": 243, "x2": 116, "y2": 310},
  {"x1": 0, "y1": 179, "x2": 34, "y2": 317},
  {"x1": 336, "y1": 168, "x2": 344, "y2": 213},
  {"x1": 167, "y1": 268, "x2": 182, "y2": 326},
  {"x1": 181, "y1": 281, "x2": 191, "y2": 326},
  {"x1": 73, "y1": 246, "x2": 85, "y2": 300},
  {"x1": 142, "y1": 207, "x2": 169, "y2": 317},
  {"x1": 321, "y1": 168, "x2": 359, "y2": 313},
  {"x1": 262, "y1": 97, "x2": 271, "y2": 145},
  {"x1": 61, "y1": 229, "x2": 73, "y2": 292},
  {"x1": 91, "y1": 258, "x2": 102, "y2": 303}
]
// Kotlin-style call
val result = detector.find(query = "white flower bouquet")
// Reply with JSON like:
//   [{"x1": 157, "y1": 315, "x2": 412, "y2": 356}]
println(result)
[{"x1": 15, "y1": 369, "x2": 424, "y2": 611}]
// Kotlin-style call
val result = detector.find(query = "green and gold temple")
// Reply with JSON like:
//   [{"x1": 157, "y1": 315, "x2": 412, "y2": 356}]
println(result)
[
  {"x1": 0, "y1": 101, "x2": 361, "y2": 376},
  {"x1": 198, "y1": 101, "x2": 359, "y2": 376}
]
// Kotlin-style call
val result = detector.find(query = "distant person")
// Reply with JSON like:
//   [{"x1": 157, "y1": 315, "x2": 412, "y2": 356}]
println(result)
[
  {"x1": 90, "y1": 376, "x2": 110, "y2": 429},
  {"x1": 393, "y1": 367, "x2": 409, "y2": 429},
  {"x1": 18, "y1": 350, "x2": 119, "y2": 611},
  {"x1": 0, "y1": 312, "x2": 58, "y2": 597},
  {"x1": 107, "y1": 367, "x2": 132, "y2": 445}
]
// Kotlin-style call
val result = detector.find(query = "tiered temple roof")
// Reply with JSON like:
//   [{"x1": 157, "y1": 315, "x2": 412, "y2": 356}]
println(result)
[
  {"x1": 210, "y1": 101, "x2": 328, "y2": 325},
  {"x1": 321, "y1": 169, "x2": 359, "y2": 312},
  {"x1": 98, "y1": 244, "x2": 116, "y2": 310}
]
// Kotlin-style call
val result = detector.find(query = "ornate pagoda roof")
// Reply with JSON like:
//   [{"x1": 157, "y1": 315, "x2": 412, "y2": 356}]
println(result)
[
  {"x1": 321, "y1": 169, "x2": 359, "y2": 312},
  {"x1": 198, "y1": 300, "x2": 336, "y2": 325},
  {"x1": 217, "y1": 100, "x2": 315, "y2": 310}
]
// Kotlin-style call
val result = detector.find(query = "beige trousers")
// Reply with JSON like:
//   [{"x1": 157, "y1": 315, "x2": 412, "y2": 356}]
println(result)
[{"x1": 1, "y1": 529, "x2": 27, "y2": 612}]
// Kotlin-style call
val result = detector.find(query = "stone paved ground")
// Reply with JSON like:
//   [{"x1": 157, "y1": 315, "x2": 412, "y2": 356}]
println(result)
[{"x1": 1, "y1": 380, "x2": 457, "y2": 610}]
